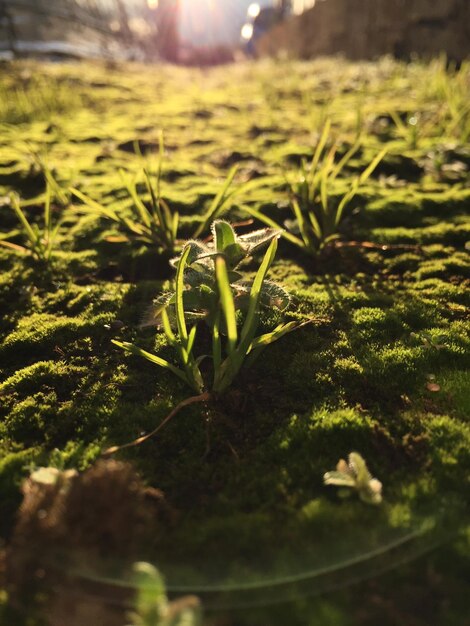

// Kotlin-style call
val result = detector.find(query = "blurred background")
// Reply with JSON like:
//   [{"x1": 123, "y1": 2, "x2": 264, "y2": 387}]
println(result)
[{"x1": 0, "y1": 0, "x2": 469, "y2": 64}]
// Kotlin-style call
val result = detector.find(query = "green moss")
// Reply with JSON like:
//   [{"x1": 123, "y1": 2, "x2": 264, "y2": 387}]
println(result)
[
  {"x1": 424, "y1": 415, "x2": 470, "y2": 485},
  {"x1": 0, "y1": 57, "x2": 469, "y2": 625},
  {"x1": 0, "y1": 312, "x2": 112, "y2": 363}
]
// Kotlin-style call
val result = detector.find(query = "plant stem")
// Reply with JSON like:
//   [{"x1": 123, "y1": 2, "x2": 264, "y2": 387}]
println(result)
[{"x1": 102, "y1": 392, "x2": 212, "y2": 455}]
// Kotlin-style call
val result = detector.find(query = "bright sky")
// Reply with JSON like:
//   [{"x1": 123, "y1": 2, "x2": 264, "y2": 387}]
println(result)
[{"x1": 179, "y1": 0, "x2": 274, "y2": 45}]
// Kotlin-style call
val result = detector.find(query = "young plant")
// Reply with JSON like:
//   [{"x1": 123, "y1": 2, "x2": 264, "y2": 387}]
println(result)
[
  {"x1": 128, "y1": 562, "x2": 201, "y2": 626},
  {"x1": 244, "y1": 119, "x2": 386, "y2": 254},
  {"x1": 0, "y1": 184, "x2": 60, "y2": 263},
  {"x1": 70, "y1": 134, "x2": 239, "y2": 254},
  {"x1": 323, "y1": 452, "x2": 383, "y2": 505},
  {"x1": 112, "y1": 221, "x2": 300, "y2": 395},
  {"x1": 71, "y1": 138, "x2": 179, "y2": 253}
]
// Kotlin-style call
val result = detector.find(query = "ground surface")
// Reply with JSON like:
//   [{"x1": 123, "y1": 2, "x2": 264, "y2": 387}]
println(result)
[{"x1": 0, "y1": 57, "x2": 469, "y2": 625}]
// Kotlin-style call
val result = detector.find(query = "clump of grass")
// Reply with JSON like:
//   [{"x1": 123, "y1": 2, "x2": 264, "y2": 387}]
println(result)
[
  {"x1": 420, "y1": 56, "x2": 470, "y2": 143},
  {"x1": 245, "y1": 119, "x2": 386, "y2": 254},
  {"x1": 0, "y1": 74, "x2": 83, "y2": 125},
  {"x1": 71, "y1": 136, "x2": 239, "y2": 254},
  {"x1": 0, "y1": 184, "x2": 60, "y2": 263}
]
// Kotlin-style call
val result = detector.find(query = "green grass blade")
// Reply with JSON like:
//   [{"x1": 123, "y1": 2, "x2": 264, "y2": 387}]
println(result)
[
  {"x1": 245, "y1": 321, "x2": 300, "y2": 366},
  {"x1": 310, "y1": 118, "x2": 331, "y2": 181},
  {"x1": 187, "y1": 324, "x2": 198, "y2": 355},
  {"x1": 70, "y1": 188, "x2": 120, "y2": 222},
  {"x1": 334, "y1": 149, "x2": 386, "y2": 227},
  {"x1": 143, "y1": 168, "x2": 166, "y2": 228},
  {"x1": 161, "y1": 308, "x2": 177, "y2": 345},
  {"x1": 0, "y1": 240, "x2": 27, "y2": 253},
  {"x1": 308, "y1": 210, "x2": 323, "y2": 242},
  {"x1": 334, "y1": 185, "x2": 357, "y2": 228},
  {"x1": 120, "y1": 170, "x2": 152, "y2": 230},
  {"x1": 212, "y1": 310, "x2": 222, "y2": 378},
  {"x1": 389, "y1": 110, "x2": 407, "y2": 137},
  {"x1": 358, "y1": 148, "x2": 387, "y2": 184},
  {"x1": 175, "y1": 245, "x2": 191, "y2": 342},
  {"x1": 239, "y1": 236, "x2": 278, "y2": 349},
  {"x1": 194, "y1": 165, "x2": 238, "y2": 238},
  {"x1": 44, "y1": 182, "x2": 51, "y2": 236},
  {"x1": 112, "y1": 340, "x2": 188, "y2": 383},
  {"x1": 243, "y1": 205, "x2": 304, "y2": 248},
  {"x1": 330, "y1": 140, "x2": 361, "y2": 181},
  {"x1": 10, "y1": 194, "x2": 38, "y2": 247},
  {"x1": 215, "y1": 255, "x2": 238, "y2": 354},
  {"x1": 157, "y1": 129, "x2": 164, "y2": 198},
  {"x1": 172, "y1": 209, "x2": 179, "y2": 242},
  {"x1": 291, "y1": 197, "x2": 309, "y2": 246}
]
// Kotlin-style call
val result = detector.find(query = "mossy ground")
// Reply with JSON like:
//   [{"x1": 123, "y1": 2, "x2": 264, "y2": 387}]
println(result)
[{"x1": 0, "y1": 57, "x2": 469, "y2": 624}]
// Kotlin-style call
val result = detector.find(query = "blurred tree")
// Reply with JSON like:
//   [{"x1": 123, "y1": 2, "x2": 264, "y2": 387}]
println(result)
[{"x1": 156, "y1": 0, "x2": 180, "y2": 61}]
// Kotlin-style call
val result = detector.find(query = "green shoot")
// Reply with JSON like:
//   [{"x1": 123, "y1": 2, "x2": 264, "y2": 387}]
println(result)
[
  {"x1": 193, "y1": 165, "x2": 239, "y2": 238},
  {"x1": 0, "y1": 185, "x2": 61, "y2": 263},
  {"x1": 129, "y1": 562, "x2": 201, "y2": 626},
  {"x1": 244, "y1": 120, "x2": 386, "y2": 255},
  {"x1": 324, "y1": 452, "x2": 383, "y2": 505}
]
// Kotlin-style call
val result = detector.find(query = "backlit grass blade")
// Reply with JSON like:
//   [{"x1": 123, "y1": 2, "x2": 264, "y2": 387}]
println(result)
[
  {"x1": 243, "y1": 205, "x2": 304, "y2": 248},
  {"x1": 10, "y1": 194, "x2": 38, "y2": 248},
  {"x1": 175, "y1": 245, "x2": 191, "y2": 342},
  {"x1": 330, "y1": 140, "x2": 361, "y2": 181},
  {"x1": 47, "y1": 221, "x2": 62, "y2": 260},
  {"x1": 250, "y1": 321, "x2": 300, "y2": 350},
  {"x1": 70, "y1": 188, "x2": 120, "y2": 222},
  {"x1": 358, "y1": 148, "x2": 387, "y2": 184},
  {"x1": 308, "y1": 209, "x2": 323, "y2": 242},
  {"x1": 171, "y1": 208, "x2": 179, "y2": 242},
  {"x1": 320, "y1": 145, "x2": 336, "y2": 213},
  {"x1": 309, "y1": 118, "x2": 331, "y2": 182},
  {"x1": 121, "y1": 170, "x2": 152, "y2": 230},
  {"x1": 194, "y1": 165, "x2": 238, "y2": 237},
  {"x1": 239, "y1": 236, "x2": 278, "y2": 350},
  {"x1": 10, "y1": 194, "x2": 41, "y2": 257},
  {"x1": 112, "y1": 340, "x2": 187, "y2": 383},
  {"x1": 0, "y1": 240, "x2": 27, "y2": 253},
  {"x1": 215, "y1": 256, "x2": 238, "y2": 354},
  {"x1": 245, "y1": 321, "x2": 300, "y2": 366},
  {"x1": 144, "y1": 168, "x2": 166, "y2": 229},
  {"x1": 212, "y1": 310, "x2": 222, "y2": 376},
  {"x1": 291, "y1": 197, "x2": 310, "y2": 248},
  {"x1": 187, "y1": 324, "x2": 198, "y2": 355},
  {"x1": 44, "y1": 182, "x2": 51, "y2": 236},
  {"x1": 335, "y1": 184, "x2": 357, "y2": 227},
  {"x1": 161, "y1": 308, "x2": 177, "y2": 346},
  {"x1": 157, "y1": 129, "x2": 164, "y2": 198},
  {"x1": 335, "y1": 149, "x2": 386, "y2": 227}
]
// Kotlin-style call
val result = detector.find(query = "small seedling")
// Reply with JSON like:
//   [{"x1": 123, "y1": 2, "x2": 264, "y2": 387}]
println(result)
[
  {"x1": 128, "y1": 562, "x2": 201, "y2": 626},
  {"x1": 0, "y1": 184, "x2": 61, "y2": 263},
  {"x1": 324, "y1": 452, "x2": 383, "y2": 505},
  {"x1": 113, "y1": 221, "x2": 301, "y2": 395},
  {"x1": 244, "y1": 119, "x2": 386, "y2": 254}
]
